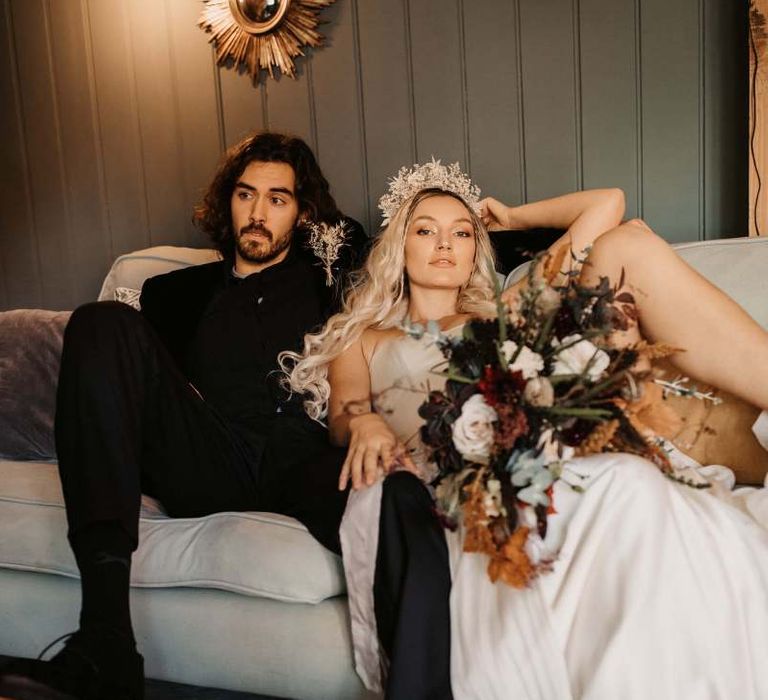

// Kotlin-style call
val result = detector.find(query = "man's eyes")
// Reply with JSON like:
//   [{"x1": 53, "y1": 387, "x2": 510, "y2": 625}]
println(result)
[{"x1": 236, "y1": 191, "x2": 286, "y2": 205}]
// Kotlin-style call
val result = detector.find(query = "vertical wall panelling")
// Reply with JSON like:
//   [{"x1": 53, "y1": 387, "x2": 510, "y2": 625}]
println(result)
[
  {"x1": 263, "y1": 62, "x2": 314, "y2": 146},
  {"x1": 462, "y1": 0, "x2": 524, "y2": 206},
  {"x1": 218, "y1": 62, "x2": 266, "y2": 146},
  {"x1": 514, "y1": 0, "x2": 528, "y2": 204},
  {"x1": 48, "y1": 0, "x2": 110, "y2": 304},
  {"x1": 80, "y1": 0, "x2": 113, "y2": 277},
  {"x1": 309, "y1": 0, "x2": 368, "y2": 226},
  {"x1": 634, "y1": 0, "x2": 644, "y2": 218},
  {"x1": 210, "y1": 49, "x2": 227, "y2": 153},
  {"x1": 12, "y1": 0, "x2": 74, "y2": 309},
  {"x1": 166, "y1": 0, "x2": 223, "y2": 245},
  {"x1": 125, "y1": 0, "x2": 189, "y2": 248},
  {"x1": 579, "y1": 0, "x2": 640, "y2": 218},
  {"x1": 704, "y1": 0, "x2": 747, "y2": 239},
  {"x1": 573, "y1": 0, "x2": 583, "y2": 191},
  {"x1": 0, "y1": 247, "x2": 7, "y2": 310},
  {"x1": 356, "y1": 0, "x2": 415, "y2": 230},
  {"x1": 0, "y1": 0, "x2": 40, "y2": 308},
  {"x1": 408, "y1": 0, "x2": 466, "y2": 165},
  {"x1": 87, "y1": 0, "x2": 150, "y2": 259},
  {"x1": 519, "y1": 0, "x2": 580, "y2": 201},
  {"x1": 0, "y1": 0, "x2": 749, "y2": 310},
  {"x1": 640, "y1": 0, "x2": 701, "y2": 242}
]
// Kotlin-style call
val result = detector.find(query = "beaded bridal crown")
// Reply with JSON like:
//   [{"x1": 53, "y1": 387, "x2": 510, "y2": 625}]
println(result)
[{"x1": 378, "y1": 158, "x2": 482, "y2": 226}]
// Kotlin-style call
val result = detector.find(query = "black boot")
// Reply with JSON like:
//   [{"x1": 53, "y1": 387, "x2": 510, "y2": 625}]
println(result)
[{"x1": 0, "y1": 630, "x2": 144, "y2": 700}]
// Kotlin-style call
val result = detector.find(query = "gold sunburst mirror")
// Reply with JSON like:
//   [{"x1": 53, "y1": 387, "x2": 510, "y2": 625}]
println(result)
[{"x1": 199, "y1": 0, "x2": 336, "y2": 81}]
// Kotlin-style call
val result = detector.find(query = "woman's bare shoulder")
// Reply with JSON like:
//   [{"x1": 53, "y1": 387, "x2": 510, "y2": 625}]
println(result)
[{"x1": 361, "y1": 326, "x2": 403, "y2": 364}]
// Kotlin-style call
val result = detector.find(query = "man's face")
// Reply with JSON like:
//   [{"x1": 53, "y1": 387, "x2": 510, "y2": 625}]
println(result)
[{"x1": 230, "y1": 160, "x2": 300, "y2": 273}]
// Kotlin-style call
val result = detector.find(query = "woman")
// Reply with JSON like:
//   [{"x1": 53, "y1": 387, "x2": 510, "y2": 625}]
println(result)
[{"x1": 284, "y1": 162, "x2": 768, "y2": 699}]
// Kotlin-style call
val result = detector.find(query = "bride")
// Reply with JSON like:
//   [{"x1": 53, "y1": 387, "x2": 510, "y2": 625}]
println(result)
[{"x1": 284, "y1": 162, "x2": 768, "y2": 699}]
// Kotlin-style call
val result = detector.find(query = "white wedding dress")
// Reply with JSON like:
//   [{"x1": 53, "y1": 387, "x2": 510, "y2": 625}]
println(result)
[{"x1": 340, "y1": 330, "x2": 768, "y2": 700}]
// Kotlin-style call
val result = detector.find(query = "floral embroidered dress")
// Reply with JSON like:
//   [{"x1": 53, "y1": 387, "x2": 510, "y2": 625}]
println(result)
[{"x1": 340, "y1": 327, "x2": 768, "y2": 700}]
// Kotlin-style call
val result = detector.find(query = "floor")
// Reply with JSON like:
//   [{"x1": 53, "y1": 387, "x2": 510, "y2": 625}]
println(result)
[
  {"x1": 0, "y1": 656, "x2": 288, "y2": 700},
  {"x1": 145, "y1": 677, "x2": 284, "y2": 700}
]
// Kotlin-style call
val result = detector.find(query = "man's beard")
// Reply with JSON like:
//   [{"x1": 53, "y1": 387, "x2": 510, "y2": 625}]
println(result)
[{"x1": 235, "y1": 223, "x2": 292, "y2": 264}]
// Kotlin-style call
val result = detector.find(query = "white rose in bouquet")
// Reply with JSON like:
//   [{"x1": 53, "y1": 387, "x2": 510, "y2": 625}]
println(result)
[
  {"x1": 452, "y1": 394, "x2": 498, "y2": 463},
  {"x1": 524, "y1": 376, "x2": 555, "y2": 407},
  {"x1": 501, "y1": 340, "x2": 544, "y2": 379},
  {"x1": 552, "y1": 334, "x2": 610, "y2": 380}
]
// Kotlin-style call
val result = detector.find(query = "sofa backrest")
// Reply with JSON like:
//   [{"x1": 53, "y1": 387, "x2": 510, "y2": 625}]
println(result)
[
  {"x1": 671, "y1": 238, "x2": 768, "y2": 328},
  {"x1": 99, "y1": 239, "x2": 768, "y2": 330},
  {"x1": 504, "y1": 236, "x2": 768, "y2": 329}
]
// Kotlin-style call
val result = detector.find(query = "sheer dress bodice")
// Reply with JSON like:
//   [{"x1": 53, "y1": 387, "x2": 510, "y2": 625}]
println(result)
[{"x1": 368, "y1": 326, "x2": 463, "y2": 479}]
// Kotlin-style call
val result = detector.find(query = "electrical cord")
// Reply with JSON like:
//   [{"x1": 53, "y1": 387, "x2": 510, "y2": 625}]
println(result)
[{"x1": 749, "y1": 1, "x2": 763, "y2": 236}]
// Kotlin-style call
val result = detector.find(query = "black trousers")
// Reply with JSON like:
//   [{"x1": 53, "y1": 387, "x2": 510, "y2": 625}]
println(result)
[
  {"x1": 55, "y1": 302, "x2": 348, "y2": 554},
  {"x1": 374, "y1": 472, "x2": 454, "y2": 700}
]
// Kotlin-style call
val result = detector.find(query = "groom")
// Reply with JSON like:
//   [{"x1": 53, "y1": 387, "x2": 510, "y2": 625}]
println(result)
[{"x1": 0, "y1": 131, "x2": 368, "y2": 700}]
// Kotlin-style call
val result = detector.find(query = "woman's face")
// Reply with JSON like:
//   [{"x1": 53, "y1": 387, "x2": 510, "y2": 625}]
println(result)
[{"x1": 404, "y1": 194, "x2": 477, "y2": 292}]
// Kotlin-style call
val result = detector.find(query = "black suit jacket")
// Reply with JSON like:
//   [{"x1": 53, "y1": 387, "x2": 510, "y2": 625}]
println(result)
[
  {"x1": 139, "y1": 259, "x2": 231, "y2": 371},
  {"x1": 138, "y1": 217, "x2": 370, "y2": 374}
]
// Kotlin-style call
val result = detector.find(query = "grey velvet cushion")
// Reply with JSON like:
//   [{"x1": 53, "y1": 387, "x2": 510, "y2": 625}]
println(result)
[{"x1": 0, "y1": 310, "x2": 71, "y2": 460}]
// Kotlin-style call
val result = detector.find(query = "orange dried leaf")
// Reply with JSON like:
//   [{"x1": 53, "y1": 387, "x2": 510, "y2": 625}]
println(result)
[
  {"x1": 543, "y1": 244, "x2": 569, "y2": 284},
  {"x1": 575, "y1": 419, "x2": 620, "y2": 456},
  {"x1": 627, "y1": 381, "x2": 683, "y2": 439},
  {"x1": 487, "y1": 527, "x2": 535, "y2": 589},
  {"x1": 634, "y1": 340, "x2": 685, "y2": 361}
]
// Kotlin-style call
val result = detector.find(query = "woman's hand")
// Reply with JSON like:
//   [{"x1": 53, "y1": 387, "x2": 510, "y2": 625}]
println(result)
[
  {"x1": 480, "y1": 196, "x2": 517, "y2": 231},
  {"x1": 338, "y1": 413, "x2": 416, "y2": 491}
]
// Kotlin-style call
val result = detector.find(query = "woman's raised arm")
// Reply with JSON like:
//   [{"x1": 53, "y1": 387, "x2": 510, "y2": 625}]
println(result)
[{"x1": 481, "y1": 188, "x2": 626, "y2": 260}]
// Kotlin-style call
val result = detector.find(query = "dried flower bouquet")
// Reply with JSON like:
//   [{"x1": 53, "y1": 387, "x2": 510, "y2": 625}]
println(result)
[{"x1": 406, "y1": 253, "x2": 703, "y2": 588}]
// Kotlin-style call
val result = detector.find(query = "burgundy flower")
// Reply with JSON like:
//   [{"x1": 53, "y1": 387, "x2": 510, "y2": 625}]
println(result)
[{"x1": 494, "y1": 403, "x2": 529, "y2": 451}]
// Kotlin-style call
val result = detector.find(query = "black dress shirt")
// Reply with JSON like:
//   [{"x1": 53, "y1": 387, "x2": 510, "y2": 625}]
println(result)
[{"x1": 139, "y1": 222, "x2": 368, "y2": 456}]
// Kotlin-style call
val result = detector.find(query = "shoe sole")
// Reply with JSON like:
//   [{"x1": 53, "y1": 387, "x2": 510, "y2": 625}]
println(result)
[{"x1": 0, "y1": 674, "x2": 78, "y2": 700}]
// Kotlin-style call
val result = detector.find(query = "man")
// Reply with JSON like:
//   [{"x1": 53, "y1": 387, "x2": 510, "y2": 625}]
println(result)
[{"x1": 0, "y1": 132, "x2": 367, "y2": 700}]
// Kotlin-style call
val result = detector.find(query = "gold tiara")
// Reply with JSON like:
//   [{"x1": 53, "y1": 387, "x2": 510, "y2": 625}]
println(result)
[{"x1": 378, "y1": 158, "x2": 482, "y2": 226}]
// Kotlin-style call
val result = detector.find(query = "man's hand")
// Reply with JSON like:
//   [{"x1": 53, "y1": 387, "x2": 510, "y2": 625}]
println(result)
[{"x1": 338, "y1": 413, "x2": 416, "y2": 491}]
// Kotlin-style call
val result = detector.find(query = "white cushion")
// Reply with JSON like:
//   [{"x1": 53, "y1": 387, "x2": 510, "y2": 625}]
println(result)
[
  {"x1": 98, "y1": 246, "x2": 221, "y2": 302},
  {"x1": 671, "y1": 238, "x2": 768, "y2": 328},
  {"x1": 0, "y1": 460, "x2": 346, "y2": 604}
]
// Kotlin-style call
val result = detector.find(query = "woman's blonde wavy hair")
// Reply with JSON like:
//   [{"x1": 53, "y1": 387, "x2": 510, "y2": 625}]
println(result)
[{"x1": 280, "y1": 188, "x2": 499, "y2": 422}]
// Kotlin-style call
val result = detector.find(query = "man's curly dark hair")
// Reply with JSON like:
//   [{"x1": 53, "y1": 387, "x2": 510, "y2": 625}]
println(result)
[{"x1": 193, "y1": 132, "x2": 343, "y2": 259}]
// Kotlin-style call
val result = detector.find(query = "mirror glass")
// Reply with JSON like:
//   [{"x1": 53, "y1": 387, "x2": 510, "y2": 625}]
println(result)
[{"x1": 236, "y1": 0, "x2": 283, "y2": 23}]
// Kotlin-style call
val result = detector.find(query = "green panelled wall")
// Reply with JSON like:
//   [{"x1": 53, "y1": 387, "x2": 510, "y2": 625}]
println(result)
[{"x1": 0, "y1": 0, "x2": 748, "y2": 310}]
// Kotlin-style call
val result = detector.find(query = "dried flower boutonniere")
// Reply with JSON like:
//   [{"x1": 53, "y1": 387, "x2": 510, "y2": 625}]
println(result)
[{"x1": 306, "y1": 220, "x2": 349, "y2": 286}]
